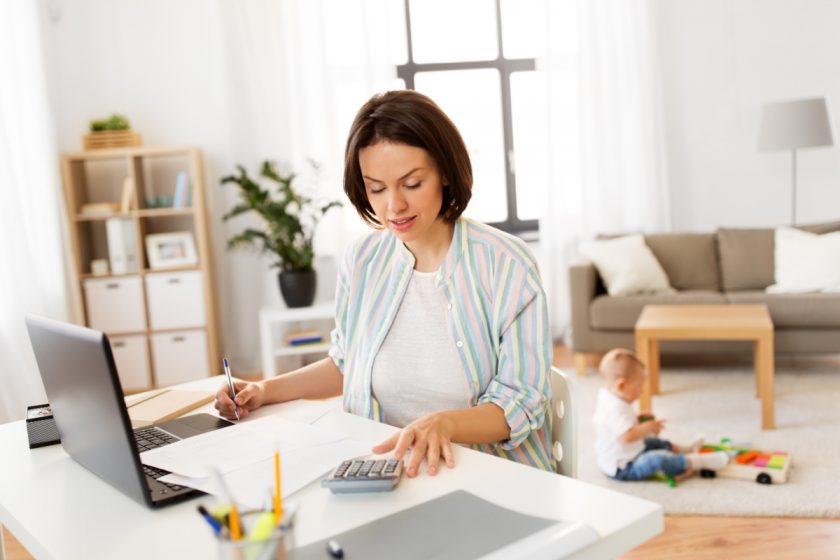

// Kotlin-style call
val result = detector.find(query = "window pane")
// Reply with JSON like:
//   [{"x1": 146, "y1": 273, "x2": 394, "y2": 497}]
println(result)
[
  {"x1": 500, "y1": 0, "x2": 546, "y2": 59},
  {"x1": 409, "y1": 0, "x2": 498, "y2": 63},
  {"x1": 324, "y1": 0, "x2": 407, "y2": 66},
  {"x1": 415, "y1": 70, "x2": 507, "y2": 223},
  {"x1": 510, "y1": 71, "x2": 548, "y2": 221}
]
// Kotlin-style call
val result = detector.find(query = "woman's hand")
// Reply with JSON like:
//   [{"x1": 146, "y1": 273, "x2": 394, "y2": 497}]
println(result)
[
  {"x1": 214, "y1": 381, "x2": 266, "y2": 420},
  {"x1": 371, "y1": 412, "x2": 457, "y2": 478}
]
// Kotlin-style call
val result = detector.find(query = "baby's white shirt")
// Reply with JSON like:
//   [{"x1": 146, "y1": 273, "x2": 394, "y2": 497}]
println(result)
[{"x1": 592, "y1": 387, "x2": 645, "y2": 476}]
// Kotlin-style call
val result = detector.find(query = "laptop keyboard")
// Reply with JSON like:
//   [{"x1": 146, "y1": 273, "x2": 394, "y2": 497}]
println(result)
[{"x1": 134, "y1": 427, "x2": 185, "y2": 492}]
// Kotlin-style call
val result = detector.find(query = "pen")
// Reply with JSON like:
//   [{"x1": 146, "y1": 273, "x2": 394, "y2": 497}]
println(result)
[
  {"x1": 213, "y1": 468, "x2": 242, "y2": 541},
  {"x1": 223, "y1": 357, "x2": 240, "y2": 421},
  {"x1": 197, "y1": 504, "x2": 222, "y2": 535},
  {"x1": 274, "y1": 448, "x2": 283, "y2": 523},
  {"x1": 327, "y1": 539, "x2": 344, "y2": 559}
]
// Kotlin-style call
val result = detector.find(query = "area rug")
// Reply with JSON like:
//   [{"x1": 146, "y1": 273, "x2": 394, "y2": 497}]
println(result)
[{"x1": 567, "y1": 362, "x2": 840, "y2": 517}]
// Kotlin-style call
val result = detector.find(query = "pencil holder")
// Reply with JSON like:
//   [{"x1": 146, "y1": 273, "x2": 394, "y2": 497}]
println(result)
[{"x1": 216, "y1": 511, "x2": 294, "y2": 560}]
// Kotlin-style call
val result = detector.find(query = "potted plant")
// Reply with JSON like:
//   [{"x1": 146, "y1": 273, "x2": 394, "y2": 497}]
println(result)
[{"x1": 221, "y1": 160, "x2": 341, "y2": 308}]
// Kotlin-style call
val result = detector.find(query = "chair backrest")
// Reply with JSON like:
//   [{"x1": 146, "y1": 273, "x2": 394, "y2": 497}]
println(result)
[{"x1": 550, "y1": 366, "x2": 577, "y2": 478}]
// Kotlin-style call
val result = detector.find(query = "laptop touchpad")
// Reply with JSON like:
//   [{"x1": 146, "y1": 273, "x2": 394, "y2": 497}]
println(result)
[{"x1": 157, "y1": 413, "x2": 234, "y2": 439}]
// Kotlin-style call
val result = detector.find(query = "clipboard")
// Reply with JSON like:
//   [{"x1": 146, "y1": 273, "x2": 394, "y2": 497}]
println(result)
[{"x1": 126, "y1": 389, "x2": 214, "y2": 428}]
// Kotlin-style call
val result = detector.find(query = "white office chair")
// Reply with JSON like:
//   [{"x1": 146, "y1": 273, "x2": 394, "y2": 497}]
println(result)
[{"x1": 550, "y1": 366, "x2": 577, "y2": 478}]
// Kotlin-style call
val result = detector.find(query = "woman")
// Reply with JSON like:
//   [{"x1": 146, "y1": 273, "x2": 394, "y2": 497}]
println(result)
[{"x1": 215, "y1": 90, "x2": 553, "y2": 476}]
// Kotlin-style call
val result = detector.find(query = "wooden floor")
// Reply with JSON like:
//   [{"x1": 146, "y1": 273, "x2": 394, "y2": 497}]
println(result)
[{"x1": 4, "y1": 345, "x2": 839, "y2": 559}]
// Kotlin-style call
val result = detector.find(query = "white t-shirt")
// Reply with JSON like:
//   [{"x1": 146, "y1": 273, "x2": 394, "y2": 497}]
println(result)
[
  {"x1": 371, "y1": 269, "x2": 469, "y2": 428},
  {"x1": 592, "y1": 387, "x2": 644, "y2": 476}
]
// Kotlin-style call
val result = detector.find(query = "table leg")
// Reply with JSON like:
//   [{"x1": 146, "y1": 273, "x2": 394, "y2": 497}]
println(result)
[
  {"x1": 574, "y1": 353, "x2": 588, "y2": 377},
  {"x1": 649, "y1": 339, "x2": 661, "y2": 395},
  {"x1": 636, "y1": 333, "x2": 653, "y2": 413},
  {"x1": 753, "y1": 339, "x2": 762, "y2": 398},
  {"x1": 759, "y1": 332, "x2": 775, "y2": 429},
  {"x1": 0, "y1": 524, "x2": 6, "y2": 560}
]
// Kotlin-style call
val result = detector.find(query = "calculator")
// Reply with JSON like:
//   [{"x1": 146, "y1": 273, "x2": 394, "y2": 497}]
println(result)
[{"x1": 321, "y1": 458, "x2": 404, "y2": 493}]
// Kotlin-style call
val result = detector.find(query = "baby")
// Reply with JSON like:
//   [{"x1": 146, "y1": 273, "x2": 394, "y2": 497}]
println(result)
[{"x1": 592, "y1": 348, "x2": 728, "y2": 481}]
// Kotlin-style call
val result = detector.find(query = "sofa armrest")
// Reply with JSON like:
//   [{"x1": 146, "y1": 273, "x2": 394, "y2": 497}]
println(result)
[{"x1": 569, "y1": 261, "x2": 599, "y2": 352}]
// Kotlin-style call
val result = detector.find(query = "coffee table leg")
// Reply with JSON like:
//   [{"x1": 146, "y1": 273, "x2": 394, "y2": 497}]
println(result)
[
  {"x1": 753, "y1": 339, "x2": 762, "y2": 398},
  {"x1": 637, "y1": 333, "x2": 653, "y2": 413},
  {"x1": 759, "y1": 333, "x2": 775, "y2": 429},
  {"x1": 649, "y1": 340, "x2": 660, "y2": 395}
]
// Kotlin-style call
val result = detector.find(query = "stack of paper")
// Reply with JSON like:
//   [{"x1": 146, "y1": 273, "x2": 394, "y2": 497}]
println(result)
[{"x1": 140, "y1": 414, "x2": 368, "y2": 509}]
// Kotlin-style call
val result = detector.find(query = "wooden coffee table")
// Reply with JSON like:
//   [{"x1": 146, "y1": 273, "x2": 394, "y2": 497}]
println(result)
[{"x1": 635, "y1": 304, "x2": 775, "y2": 429}]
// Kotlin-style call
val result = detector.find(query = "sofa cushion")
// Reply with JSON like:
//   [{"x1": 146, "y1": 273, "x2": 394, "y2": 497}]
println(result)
[
  {"x1": 590, "y1": 291, "x2": 728, "y2": 330},
  {"x1": 769, "y1": 228, "x2": 840, "y2": 293},
  {"x1": 644, "y1": 233, "x2": 720, "y2": 291},
  {"x1": 725, "y1": 291, "x2": 840, "y2": 328},
  {"x1": 579, "y1": 235, "x2": 673, "y2": 296},
  {"x1": 717, "y1": 228, "x2": 775, "y2": 291},
  {"x1": 717, "y1": 221, "x2": 840, "y2": 292}
]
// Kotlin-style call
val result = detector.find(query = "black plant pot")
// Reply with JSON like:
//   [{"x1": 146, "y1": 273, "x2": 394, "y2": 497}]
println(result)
[{"x1": 278, "y1": 270, "x2": 317, "y2": 308}]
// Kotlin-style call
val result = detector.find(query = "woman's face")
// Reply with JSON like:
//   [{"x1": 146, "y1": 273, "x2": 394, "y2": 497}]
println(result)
[{"x1": 358, "y1": 141, "x2": 447, "y2": 245}]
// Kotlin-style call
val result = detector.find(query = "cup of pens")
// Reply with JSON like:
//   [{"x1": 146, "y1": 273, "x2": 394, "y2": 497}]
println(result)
[{"x1": 212, "y1": 507, "x2": 295, "y2": 560}]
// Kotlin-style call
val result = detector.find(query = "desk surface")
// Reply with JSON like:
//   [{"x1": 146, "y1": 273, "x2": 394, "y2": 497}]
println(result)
[{"x1": 0, "y1": 378, "x2": 662, "y2": 560}]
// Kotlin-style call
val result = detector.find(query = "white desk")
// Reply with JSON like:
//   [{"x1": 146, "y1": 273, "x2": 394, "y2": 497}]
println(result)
[{"x1": 0, "y1": 378, "x2": 662, "y2": 559}]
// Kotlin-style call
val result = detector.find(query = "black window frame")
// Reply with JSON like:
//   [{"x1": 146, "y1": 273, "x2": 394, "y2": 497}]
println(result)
[{"x1": 397, "y1": 0, "x2": 539, "y2": 235}]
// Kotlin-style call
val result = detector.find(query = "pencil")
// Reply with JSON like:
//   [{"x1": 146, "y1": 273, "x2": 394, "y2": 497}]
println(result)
[{"x1": 274, "y1": 449, "x2": 283, "y2": 522}]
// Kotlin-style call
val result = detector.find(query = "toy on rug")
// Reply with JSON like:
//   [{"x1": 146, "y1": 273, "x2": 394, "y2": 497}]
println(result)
[{"x1": 698, "y1": 438, "x2": 792, "y2": 484}]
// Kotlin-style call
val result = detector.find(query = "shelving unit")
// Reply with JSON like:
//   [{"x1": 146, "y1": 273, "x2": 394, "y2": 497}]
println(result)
[
  {"x1": 259, "y1": 301, "x2": 335, "y2": 379},
  {"x1": 60, "y1": 146, "x2": 220, "y2": 393}
]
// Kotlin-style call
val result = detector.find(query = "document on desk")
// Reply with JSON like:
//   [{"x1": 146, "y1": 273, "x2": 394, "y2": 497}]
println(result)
[{"x1": 140, "y1": 415, "x2": 369, "y2": 509}]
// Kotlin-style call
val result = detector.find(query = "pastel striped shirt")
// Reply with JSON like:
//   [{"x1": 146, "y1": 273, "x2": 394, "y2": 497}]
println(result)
[{"x1": 329, "y1": 217, "x2": 554, "y2": 471}]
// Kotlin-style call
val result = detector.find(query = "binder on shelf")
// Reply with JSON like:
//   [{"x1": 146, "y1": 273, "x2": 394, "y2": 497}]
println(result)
[
  {"x1": 284, "y1": 329, "x2": 324, "y2": 346},
  {"x1": 119, "y1": 176, "x2": 135, "y2": 212},
  {"x1": 106, "y1": 217, "x2": 138, "y2": 274}
]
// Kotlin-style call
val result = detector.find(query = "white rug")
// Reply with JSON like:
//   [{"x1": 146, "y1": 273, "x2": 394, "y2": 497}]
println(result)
[{"x1": 568, "y1": 362, "x2": 840, "y2": 517}]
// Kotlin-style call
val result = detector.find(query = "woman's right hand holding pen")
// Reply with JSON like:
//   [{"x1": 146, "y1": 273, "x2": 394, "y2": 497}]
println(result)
[{"x1": 215, "y1": 381, "x2": 266, "y2": 420}]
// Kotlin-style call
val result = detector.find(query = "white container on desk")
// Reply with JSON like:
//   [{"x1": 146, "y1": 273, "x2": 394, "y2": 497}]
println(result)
[
  {"x1": 83, "y1": 276, "x2": 146, "y2": 333},
  {"x1": 110, "y1": 334, "x2": 150, "y2": 391},
  {"x1": 145, "y1": 270, "x2": 205, "y2": 330},
  {"x1": 151, "y1": 329, "x2": 210, "y2": 386}
]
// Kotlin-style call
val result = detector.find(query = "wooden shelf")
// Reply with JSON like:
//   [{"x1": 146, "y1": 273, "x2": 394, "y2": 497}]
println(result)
[
  {"x1": 274, "y1": 342, "x2": 331, "y2": 358},
  {"x1": 136, "y1": 208, "x2": 194, "y2": 218}
]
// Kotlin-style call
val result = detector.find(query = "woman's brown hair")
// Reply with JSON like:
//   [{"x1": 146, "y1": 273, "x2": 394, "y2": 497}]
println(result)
[{"x1": 343, "y1": 90, "x2": 472, "y2": 226}]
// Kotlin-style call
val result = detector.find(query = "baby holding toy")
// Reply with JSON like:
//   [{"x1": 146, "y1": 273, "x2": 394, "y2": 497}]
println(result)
[{"x1": 593, "y1": 348, "x2": 729, "y2": 481}]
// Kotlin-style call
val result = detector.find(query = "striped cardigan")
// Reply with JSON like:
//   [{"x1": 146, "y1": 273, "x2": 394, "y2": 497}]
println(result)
[{"x1": 329, "y1": 217, "x2": 553, "y2": 471}]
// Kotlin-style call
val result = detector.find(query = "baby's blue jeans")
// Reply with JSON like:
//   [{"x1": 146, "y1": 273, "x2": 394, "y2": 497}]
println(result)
[{"x1": 612, "y1": 437, "x2": 688, "y2": 481}]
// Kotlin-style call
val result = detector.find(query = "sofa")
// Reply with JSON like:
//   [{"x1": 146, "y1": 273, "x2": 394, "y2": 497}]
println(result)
[{"x1": 569, "y1": 221, "x2": 840, "y2": 373}]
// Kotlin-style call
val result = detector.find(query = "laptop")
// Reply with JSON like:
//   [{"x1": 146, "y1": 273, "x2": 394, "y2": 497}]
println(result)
[{"x1": 24, "y1": 314, "x2": 233, "y2": 508}]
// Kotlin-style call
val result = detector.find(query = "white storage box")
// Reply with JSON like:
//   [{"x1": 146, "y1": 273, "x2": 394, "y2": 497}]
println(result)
[
  {"x1": 110, "y1": 335, "x2": 150, "y2": 391},
  {"x1": 151, "y1": 330, "x2": 210, "y2": 386},
  {"x1": 83, "y1": 276, "x2": 146, "y2": 333},
  {"x1": 145, "y1": 271, "x2": 206, "y2": 330}
]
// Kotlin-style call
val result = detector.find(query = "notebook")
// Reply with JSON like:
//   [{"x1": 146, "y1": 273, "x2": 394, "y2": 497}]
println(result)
[
  {"x1": 289, "y1": 490, "x2": 599, "y2": 559},
  {"x1": 127, "y1": 389, "x2": 215, "y2": 428}
]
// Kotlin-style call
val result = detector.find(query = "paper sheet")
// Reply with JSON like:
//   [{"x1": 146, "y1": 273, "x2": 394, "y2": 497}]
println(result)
[
  {"x1": 160, "y1": 438, "x2": 371, "y2": 509},
  {"x1": 140, "y1": 415, "x2": 353, "y2": 478},
  {"x1": 247, "y1": 398, "x2": 339, "y2": 425}
]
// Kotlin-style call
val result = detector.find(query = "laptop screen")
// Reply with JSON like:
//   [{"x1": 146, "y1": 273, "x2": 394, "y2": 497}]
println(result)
[{"x1": 25, "y1": 314, "x2": 150, "y2": 506}]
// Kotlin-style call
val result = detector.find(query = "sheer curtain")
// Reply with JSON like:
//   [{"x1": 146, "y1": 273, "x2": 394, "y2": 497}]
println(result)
[
  {"x1": 217, "y1": 0, "x2": 402, "y2": 370},
  {"x1": 539, "y1": 0, "x2": 671, "y2": 339},
  {"x1": 0, "y1": 1, "x2": 71, "y2": 423}
]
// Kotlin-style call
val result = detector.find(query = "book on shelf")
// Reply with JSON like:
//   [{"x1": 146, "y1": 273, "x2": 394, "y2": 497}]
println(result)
[
  {"x1": 119, "y1": 176, "x2": 134, "y2": 212},
  {"x1": 284, "y1": 329, "x2": 324, "y2": 346},
  {"x1": 105, "y1": 217, "x2": 138, "y2": 274},
  {"x1": 173, "y1": 171, "x2": 189, "y2": 208}
]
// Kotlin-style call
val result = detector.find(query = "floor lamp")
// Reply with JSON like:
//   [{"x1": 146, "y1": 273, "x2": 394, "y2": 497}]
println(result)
[{"x1": 758, "y1": 98, "x2": 834, "y2": 225}]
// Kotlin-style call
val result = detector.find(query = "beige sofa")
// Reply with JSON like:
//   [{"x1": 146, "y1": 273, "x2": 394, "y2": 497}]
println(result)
[{"x1": 569, "y1": 222, "x2": 840, "y2": 374}]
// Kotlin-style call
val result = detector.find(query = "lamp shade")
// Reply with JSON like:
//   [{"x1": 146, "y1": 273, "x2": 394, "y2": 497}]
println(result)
[{"x1": 758, "y1": 97, "x2": 834, "y2": 151}]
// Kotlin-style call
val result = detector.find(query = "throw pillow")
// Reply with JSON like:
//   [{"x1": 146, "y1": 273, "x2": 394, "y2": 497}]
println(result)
[
  {"x1": 768, "y1": 227, "x2": 840, "y2": 293},
  {"x1": 579, "y1": 234, "x2": 673, "y2": 296}
]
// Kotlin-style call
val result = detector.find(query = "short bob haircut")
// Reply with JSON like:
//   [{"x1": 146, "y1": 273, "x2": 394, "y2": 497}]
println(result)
[{"x1": 343, "y1": 90, "x2": 472, "y2": 226}]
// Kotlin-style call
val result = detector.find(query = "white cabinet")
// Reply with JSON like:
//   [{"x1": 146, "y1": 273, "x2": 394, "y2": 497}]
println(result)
[
  {"x1": 259, "y1": 301, "x2": 335, "y2": 379},
  {"x1": 110, "y1": 334, "x2": 150, "y2": 391},
  {"x1": 145, "y1": 271, "x2": 205, "y2": 330},
  {"x1": 83, "y1": 276, "x2": 146, "y2": 333},
  {"x1": 151, "y1": 330, "x2": 211, "y2": 386}
]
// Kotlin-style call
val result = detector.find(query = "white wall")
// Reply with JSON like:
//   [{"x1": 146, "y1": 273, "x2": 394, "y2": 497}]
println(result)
[{"x1": 656, "y1": 0, "x2": 840, "y2": 230}]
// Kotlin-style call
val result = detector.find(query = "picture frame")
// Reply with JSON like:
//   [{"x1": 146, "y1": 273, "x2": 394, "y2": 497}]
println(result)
[{"x1": 145, "y1": 232, "x2": 198, "y2": 270}]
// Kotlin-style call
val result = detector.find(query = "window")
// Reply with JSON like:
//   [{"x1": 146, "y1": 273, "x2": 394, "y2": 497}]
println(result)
[{"x1": 397, "y1": 0, "x2": 548, "y2": 234}]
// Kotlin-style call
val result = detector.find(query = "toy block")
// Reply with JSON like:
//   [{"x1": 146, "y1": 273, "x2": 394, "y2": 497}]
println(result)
[
  {"x1": 768, "y1": 455, "x2": 786, "y2": 469},
  {"x1": 736, "y1": 451, "x2": 758, "y2": 464},
  {"x1": 753, "y1": 454, "x2": 770, "y2": 467}
]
